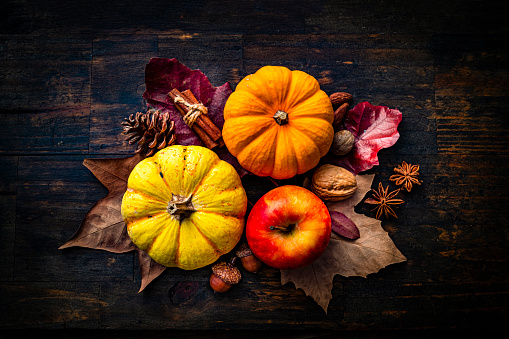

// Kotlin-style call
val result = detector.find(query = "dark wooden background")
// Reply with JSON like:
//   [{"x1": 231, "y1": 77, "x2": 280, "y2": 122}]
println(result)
[{"x1": 1, "y1": 0, "x2": 508, "y2": 336}]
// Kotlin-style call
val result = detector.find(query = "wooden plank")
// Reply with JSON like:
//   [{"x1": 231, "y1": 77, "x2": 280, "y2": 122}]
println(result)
[
  {"x1": 0, "y1": 35, "x2": 92, "y2": 111},
  {"x1": 0, "y1": 106, "x2": 90, "y2": 154},
  {"x1": 0, "y1": 156, "x2": 17, "y2": 281},
  {"x1": 89, "y1": 35, "x2": 158, "y2": 154},
  {"x1": 242, "y1": 35, "x2": 435, "y2": 106},
  {"x1": 342, "y1": 281, "x2": 509, "y2": 329},
  {"x1": 0, "y1": 35, "x2": 92, "y2": 154},
  {"x1": 0, "y1": 156, "x2": 17, "y2": 193},
  {"x1": 304, "y1": 0, "x2": 508, "y2": 35},
  {"x1": 14, "y1": 155, "x2": 134, "y2": 282},
  {"x1": 158, "y1": 33, "x2": 243, "y2": 87},
  {"x1": 434, "y1": 35, "x2": 509, "y2": 154},
  {"x1": 98, "y1": 268, "x2": 344, "y2": 330},
  {"x1": 0, "y1": 282, "x2": 103, "y2": 328},
  {"x1": 0, "y1": 196, "x2": 16, "y2": 281}
]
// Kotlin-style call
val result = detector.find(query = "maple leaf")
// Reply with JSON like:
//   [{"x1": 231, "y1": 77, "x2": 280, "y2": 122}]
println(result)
[
  {"x1": 142, "y1": 57, "x2": 248, "y2": 177},
  {"x1": 281, "y1": 174, "x2": 407, "y2": 313},
  {"x1": 328, "y1": 102, "x2": 402, "y2": 175},
  {"x1": 59, "y1": 154, "x2": 166, "y2": 292}
]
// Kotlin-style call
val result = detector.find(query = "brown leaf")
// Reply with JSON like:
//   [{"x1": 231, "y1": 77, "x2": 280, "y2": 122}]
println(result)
[
  {"x1": 281, "y1": 174, "x2": 406, "y2": 313},
  {"x1": 59, "y1": 153, "x2": 166, "y2": 291},
  {"x1": 136, "y1": 248, "x2": 167, "y2": 292},
  {"x1": 58, "y1": 194, "x2": 136, "y2": 253}
]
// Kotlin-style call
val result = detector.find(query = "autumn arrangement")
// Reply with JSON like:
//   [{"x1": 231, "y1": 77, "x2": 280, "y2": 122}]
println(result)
[{"x1": 60, "y1": 58, "x2": 422, "y2": 313}]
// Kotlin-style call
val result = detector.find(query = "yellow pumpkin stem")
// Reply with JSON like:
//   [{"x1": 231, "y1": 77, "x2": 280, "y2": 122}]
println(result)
[
  {"x1": 167, "y1": 194, "x2": 195, "y2": 219},
  {"x1": 273, "y1": 110, "x2": 289, "y2": 125}
]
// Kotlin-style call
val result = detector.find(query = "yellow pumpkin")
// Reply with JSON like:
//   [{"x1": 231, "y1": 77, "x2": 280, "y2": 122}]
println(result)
[
  {"x1": 121, "y1": 145, "x2": 247, "y2": 270},
  {"x1": 222, "y1": 66, "x2": 334, "y2": 179}
]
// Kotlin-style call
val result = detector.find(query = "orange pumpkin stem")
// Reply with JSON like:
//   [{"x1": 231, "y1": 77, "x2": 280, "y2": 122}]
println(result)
[{"x1": 273, "y1": 110, "x2": 289, "y2": 125}]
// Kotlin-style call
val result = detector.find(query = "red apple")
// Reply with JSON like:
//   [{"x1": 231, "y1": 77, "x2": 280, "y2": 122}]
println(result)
[{"x1": 246, "y1": 185, "x2": 331, "y2": 270}]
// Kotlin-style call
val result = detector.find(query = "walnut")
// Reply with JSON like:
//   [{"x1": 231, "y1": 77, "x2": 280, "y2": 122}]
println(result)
[
  {"x1": 331, "y1": 130, "x2": 354, "y2": 156},
  {"x1": 311, "y1": 164, "x2": 357, "y2": 201}
]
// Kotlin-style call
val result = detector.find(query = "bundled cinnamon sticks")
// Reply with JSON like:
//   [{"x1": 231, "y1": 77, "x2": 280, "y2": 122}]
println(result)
[{"x1": 168, "y1": 88, "x2": 224, "y2": 149}]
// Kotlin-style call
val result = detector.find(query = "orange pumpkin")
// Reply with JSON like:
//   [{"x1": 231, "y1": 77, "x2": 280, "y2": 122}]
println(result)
[{"x1": 222, "y1": 66, "x2": 334, "y2": 179}]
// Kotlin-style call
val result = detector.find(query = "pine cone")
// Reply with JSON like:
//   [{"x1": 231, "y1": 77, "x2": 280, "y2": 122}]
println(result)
[{"x1": 121, "y1": 110, "x2": 176, "y2": 157}]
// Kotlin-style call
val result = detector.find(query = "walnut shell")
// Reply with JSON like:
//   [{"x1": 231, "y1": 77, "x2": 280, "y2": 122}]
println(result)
[
  {"x1": 311, "y1": 164, "x2": 357, "y2": 201},
  {"x1": 332, "y1": 130, "x2": 354, "y2": 155}
]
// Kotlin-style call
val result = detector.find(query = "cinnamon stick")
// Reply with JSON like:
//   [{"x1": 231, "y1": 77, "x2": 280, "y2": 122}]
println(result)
[{"x1": 168, "y1": 89, "x2": 224, "y2": 148}]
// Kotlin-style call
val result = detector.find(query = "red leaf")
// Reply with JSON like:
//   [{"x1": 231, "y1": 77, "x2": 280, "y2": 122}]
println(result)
[
  {"x1": 330, "y1": 101, "x2": 402, "y2": 174},
  {"x1": 329, "y1": 210, "x2": 360, "y2": 240},
  {"x1": 142, "y1": 57, "x2": 248, "y2": 177}
]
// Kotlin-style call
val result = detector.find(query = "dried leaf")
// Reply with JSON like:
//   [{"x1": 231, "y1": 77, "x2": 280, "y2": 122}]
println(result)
[
  {"x1": 136, "y1": 248, "x2": 167, "y2": 292},
  {"x1": 142, "y1": 57, "x2": 248, "y2": 177},
  {"x1": 59, "y1": 153, "x2": 166, "y2": 291},
  {"x1": 329, "y1": 102, "x2": 402, "y2": 175},
  {"x1": 281, "y1": 174, "x2": 406, "y2": 313},
  {"x1": 330, "y1": 211, "x2": 360, "y2": 240}
]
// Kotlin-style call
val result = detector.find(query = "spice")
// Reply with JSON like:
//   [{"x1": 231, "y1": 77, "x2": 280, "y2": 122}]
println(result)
[
  {"x1": 168, "y1": 88, "x2": 224, "y2": 149},
  {"x1": 389, "y1": 161, "x2": 421, "y2": 192},
  {"x1": 364, "y1": 183, "x2": 404, "y2": 219}
]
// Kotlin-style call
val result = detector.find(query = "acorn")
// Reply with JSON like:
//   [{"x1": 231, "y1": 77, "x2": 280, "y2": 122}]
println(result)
[
  {"x1": 236, "y1": 243, "x2": 263, "y2": 273},
  {"x1": 210, "y1": 257, "x2": 241, "y2": 293}
]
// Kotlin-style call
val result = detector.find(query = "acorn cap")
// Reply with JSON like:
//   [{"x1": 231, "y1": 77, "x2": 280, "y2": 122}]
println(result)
[
  {"x1": 211, "y1": 262, "x2": 241, "y2": 285},
  {"x1": 236, "y1": 243, "x2": 253, "y2": 258}
]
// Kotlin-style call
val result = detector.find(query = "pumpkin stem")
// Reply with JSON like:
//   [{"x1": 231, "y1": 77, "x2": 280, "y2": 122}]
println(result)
[
  {"x1": 167, "y1": 194, "x2": 195, "y2": 219},
  {"x1": 273, "y1": 110, "x2": 289, "y2": 125}
]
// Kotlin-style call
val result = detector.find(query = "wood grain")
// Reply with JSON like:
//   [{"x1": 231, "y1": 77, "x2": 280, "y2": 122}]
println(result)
[{"x1": 1, "y1": 0, "x2": 508, "y2": 332}]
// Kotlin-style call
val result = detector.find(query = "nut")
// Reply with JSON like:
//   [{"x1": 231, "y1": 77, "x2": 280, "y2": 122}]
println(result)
[
  {"x1": 210, "y1": 258, "x2": 241, "y2": 293},
  {"x1": 331, "y1": 130, "x2": 354, "y2": 156},
  {"x1": 311, "y1": 164, "x2": 357, "y2": 201},
  {"x1": 330, "y1": 92, "x2": 353, "y2": 107},
  {"x1": 332, "y1": 103, "x2": 349, "y2": 128},
  {"x1": 236, "y1": 243, "x2": 263, "y2": 273}
]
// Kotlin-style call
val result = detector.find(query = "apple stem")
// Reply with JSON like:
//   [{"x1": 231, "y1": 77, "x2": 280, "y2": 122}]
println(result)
[{"x1": 269, "y1": 224, "x2": 295, "y2": 232}]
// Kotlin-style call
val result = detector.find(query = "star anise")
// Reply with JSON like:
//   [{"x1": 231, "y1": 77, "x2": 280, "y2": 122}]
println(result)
[
  {"x1": 389, "y1": 161, "x2": 421, "y2": 192},
  {"x1": 364, "y1": 183, "x2": 404, "y2": 219}
]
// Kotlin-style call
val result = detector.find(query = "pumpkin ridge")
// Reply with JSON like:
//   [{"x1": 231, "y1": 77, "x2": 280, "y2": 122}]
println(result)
[
  {"x1": 190, "y1": 217, "x2": 221, "y2": 255},
  {"x1": 226, "y1": 117, "x2": 274, "y2": 151},
  {"x1": 287, "y1": 126, "x2": 320, "y2": 174},
  {"x1": 133, "y1": 180, "x2": 172, "y2": 206},
  {"x1": 233, "y1": 90, "x2": 274, "y2": 115},
  {"x1": 126, "y1": 188, "x2": 167, "y2": 205},
  {"x1": 289, "y1": 118, "x2": 333, "y2": 157},
  {"x1": 272, "y1": 126, "x2": 298, "y2": 179},
  {"x1": 127, "y1": 213, "x2": 172, "y2": 259},
  {"x1": 189, "y1": 157, "x2": 221, "y2": 199},
  {"x1": 153, "y1": 160, "x2": 174, "y2": 197},
  {"x1": 195, "y1": 199, "x2": 246, "y2": 218},
  {"x1": 174, "y1": 220, "x2": 182, "y2": 267}
]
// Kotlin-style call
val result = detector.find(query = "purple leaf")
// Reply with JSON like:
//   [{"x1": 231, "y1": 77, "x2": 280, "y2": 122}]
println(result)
[
  {"x1": 142, "y1": 57, "x2": 248, "y2": 177},
  {"x1": 329, "y1": 210, "x2": 360, "y2": 240}
]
